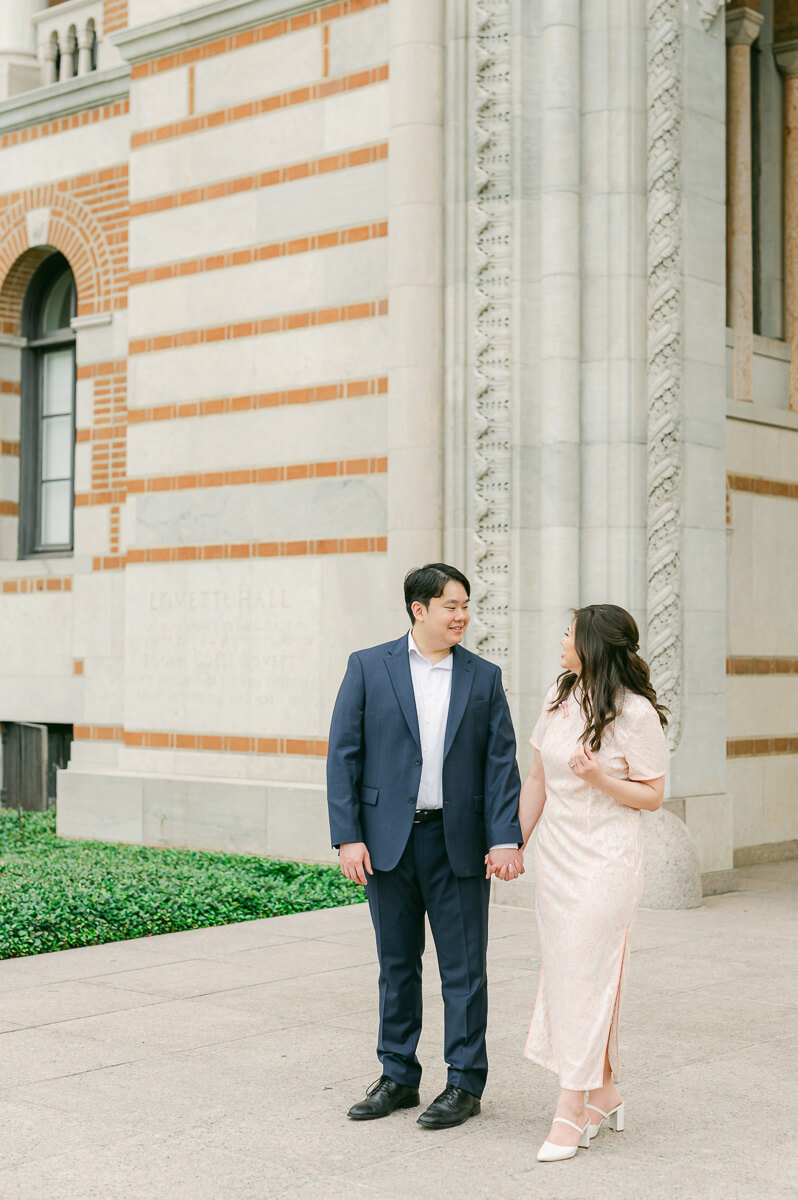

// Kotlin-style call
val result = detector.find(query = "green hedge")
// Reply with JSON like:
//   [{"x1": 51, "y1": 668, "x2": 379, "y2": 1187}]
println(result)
[{"x1": 0, "y1": 809, "x2": 365, "y2": 960}]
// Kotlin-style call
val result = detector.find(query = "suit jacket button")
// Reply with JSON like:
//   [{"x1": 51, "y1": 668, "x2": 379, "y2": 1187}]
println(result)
[
  {"x1": 408, "y1": 797, "x2": 416, "y2": 804},
  {"x1": 415, "y1": 759, "x2": 421, "y2": 766}
]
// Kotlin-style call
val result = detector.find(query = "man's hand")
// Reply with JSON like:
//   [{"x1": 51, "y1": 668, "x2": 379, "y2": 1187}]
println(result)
[
  {"x1": 485, "y1": 846, "x2": 524, "y2": 882},
  {"x1": 339, "y1": 841, "x2": 373, "y2": 886}
]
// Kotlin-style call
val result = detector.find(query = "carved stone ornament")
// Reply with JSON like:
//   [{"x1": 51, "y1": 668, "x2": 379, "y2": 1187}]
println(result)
[
  {"x1": 471, "y1": 0, "x2": 512, "y2": 676},
  {"x1": 697, "y1": 0, "x2": 724, "y2": 31},
  {"x1": 646, "y1": 0, "x2": 683, "y2": 750},
  {"x1": 25, "y1": 207, "x2": 51, "y2": 248}
]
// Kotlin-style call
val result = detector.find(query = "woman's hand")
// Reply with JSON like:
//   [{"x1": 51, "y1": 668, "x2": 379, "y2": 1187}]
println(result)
[
  {"x1": 568, "y1": 743, "x2": 606, "y2": 787},
  {"x1": 484, "y1": 848, "x2": 525, "y2": 881}
]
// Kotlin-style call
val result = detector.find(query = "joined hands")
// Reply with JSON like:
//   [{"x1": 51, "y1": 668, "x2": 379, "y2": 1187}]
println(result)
[{"x1": 484, "y1": 846, "x2": 525, "y2": 882}]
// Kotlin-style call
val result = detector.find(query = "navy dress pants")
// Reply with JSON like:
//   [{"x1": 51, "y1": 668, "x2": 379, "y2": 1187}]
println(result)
[{"x1": 365, "y1": 816, "x2": 491, "y2": 1098}]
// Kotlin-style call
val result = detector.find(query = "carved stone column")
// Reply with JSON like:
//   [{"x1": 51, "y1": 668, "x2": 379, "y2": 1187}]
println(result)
[
  {"x1": 644, "y1": 0, "x2": 731, "y2": 900},
  {"x1": 59, "y1": 26, "x2": 76, "y2": 82},
  {"x1": 41, "y1": 35, "x2": 57, "y2": 85},
  {"x1": 467, "y1": 0, "x2": 513, "y2": 675},
  {"x1": 0, "y1": 0, "x2": 48, "y2": 98},
  {"x1": 775, "y1": 36, "x2": 798, "y2": 411},
  {"x1": 78, "y1": 24, "x2": 95, "y2": 76},
  {"x1": 386, "y1": 0, "x2": 445, "y2": 614},
  {"x1": 539, "y1": 0, "x2": 580, "y2": 660},
  {"x1": 647, "y1": 0, "x2": 684, "y2": 746},
  {"x1": 726, "y1": 5, "x2": 763, "y2": 404}
]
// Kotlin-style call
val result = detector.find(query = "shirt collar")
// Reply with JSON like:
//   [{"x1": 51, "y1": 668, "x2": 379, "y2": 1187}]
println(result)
[{"x1": 407, "y1": 630, "x2": 454, "y2": 670}]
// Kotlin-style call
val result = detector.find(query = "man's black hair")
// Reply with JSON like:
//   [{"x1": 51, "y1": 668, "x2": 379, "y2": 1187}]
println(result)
[{"x1": 404, "y1": 563, "x2": 470, "y2": 624}]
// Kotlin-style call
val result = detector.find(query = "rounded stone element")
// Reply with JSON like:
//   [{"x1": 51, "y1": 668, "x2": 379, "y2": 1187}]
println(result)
[{"x1": 640, "y1": 807, "x2": 702, "y2": 909}]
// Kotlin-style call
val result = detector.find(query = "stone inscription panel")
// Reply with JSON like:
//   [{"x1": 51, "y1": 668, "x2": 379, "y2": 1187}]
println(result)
[{"x1": 124, "y1": 559, "x2": 324, "y2": 734}]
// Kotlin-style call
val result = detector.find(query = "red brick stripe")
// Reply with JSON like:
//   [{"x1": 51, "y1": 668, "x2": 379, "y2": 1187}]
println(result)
[
  {"x1": 0, "y1": 441, "x2": 19, "y2": 457},
  {"x1": 727, "y1": 472, "x2": 798, "y2": 500},
  {"x1": 76, "y1": 360, "x2": 127, "y2": 381},
  {"x1": 104, "y1": 0, "x2": 128, "y2": 35},
  {"x1": 130, "y1": 0, "x2": 389, "y2": 80},
  {"x1": 125, "y1": 377, "x2": 387, "y2": 427},
  {"x1": 727, "y1": 736, "x2": 798, "y2": 757},
  {"x1": 0, "y1": 501, "x2": 18, "y2": 516},
  {"x1": 727, "y1": 657, "x2": 798, "y2": 674},
  {"x1": 131, "y1": 65, "x2": 387, "y2": 149},
  {"x1": 128, "y1": 298, "x2": 387, "y2": 355},
  {"x1": 0, "y1": 102, "x2": 129, "y2": 150},
  {"x1": 73, "y1": 724, "x2": 123, "y2": 741},
  {"x1": 76, "y1": 423, "x2": 127, "y2": 444},
  {"x1": 76, "y1": 455, "x2": 387, "y2": 506},
  {"x1": 74, "y1": 724, "x2": 329, "y2": 755},
  {"x1": 128, "y1": 142, "x2": 388, "y2": 218},
  {"x1": 93, "y1": 535, "x2": 387, "y2": 570},
  {"x1": 0, "y1": 381, "x2": 20, "y2": 395},
  {"x1": 1, "y1": 576, "x2": 72, "y2": 594},
  {"x1": 127, "y1": 222, "x2": 387, "y2": 288}
]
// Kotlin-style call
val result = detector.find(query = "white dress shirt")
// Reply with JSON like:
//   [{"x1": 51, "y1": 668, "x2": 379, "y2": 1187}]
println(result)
[
  {"x1": 408, "y1": 629, "x2": 452, "y2": 811},
  {"x1": 406, "y1": 631, "x2": 517, "y2": 851}
]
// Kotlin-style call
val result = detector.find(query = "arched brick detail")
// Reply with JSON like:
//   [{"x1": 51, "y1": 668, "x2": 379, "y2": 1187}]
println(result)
[
  {"x1": 0, "y1": 247, "x2": 53, "y2": 337},
  {"x1": 0, "y1": 186, "x2": 118, "y2": 335}
]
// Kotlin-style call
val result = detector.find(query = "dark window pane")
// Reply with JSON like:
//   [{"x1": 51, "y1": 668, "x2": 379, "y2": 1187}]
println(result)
[{"x1": 40, "y1": 269, "x2": 73, "y2": 336}]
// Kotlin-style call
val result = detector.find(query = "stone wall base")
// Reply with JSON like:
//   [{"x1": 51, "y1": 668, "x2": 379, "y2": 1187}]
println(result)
[
  {"x1": 57, "y1": 769, "x2": 783, "y2": 907},
  {"x1": 734, "y1": 838, "x2": 798, "y2": 866},
  {"x1": 665, "y1": 793, "x2": 734, "y2": 876},
  {"x1": 56, "y1": 768, "x2": 337, "y2": 866},
  {"x1": 701, "y1": 868, "x2": 738, "y2": 896}
]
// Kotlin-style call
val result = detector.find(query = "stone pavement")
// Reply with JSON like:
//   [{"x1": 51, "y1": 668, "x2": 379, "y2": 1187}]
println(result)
[{"x1": 0, "y1": 861, "x2": 795, "y2": 1199}]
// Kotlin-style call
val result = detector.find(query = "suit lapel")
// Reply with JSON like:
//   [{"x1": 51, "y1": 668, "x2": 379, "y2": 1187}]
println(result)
[
  {"x1": 384, "y1": 636, "x2": 421, "y2": 749},
  {"x1": 444, "y1": 645, "x2": 474, "y2": 759}
]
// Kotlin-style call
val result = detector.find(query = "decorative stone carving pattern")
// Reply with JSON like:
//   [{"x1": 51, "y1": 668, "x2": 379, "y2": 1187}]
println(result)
[
  {"x1": 471, "y1": 0, "x2": 512, "y2": 673},
  {"x1": 646, "y1": 0, "x2": 683, "y2": 749},
  {"x1": 698, "y1": 0, "x2": 725, "y2": 31}
]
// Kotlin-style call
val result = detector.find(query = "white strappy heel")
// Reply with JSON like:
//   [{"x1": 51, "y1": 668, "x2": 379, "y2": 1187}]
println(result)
[
  {"x1": 536, "y1": 1117, "x2": 590, "y2": 1162},
  {"x1": 586, "y1": 1100, "x2": 625, "y2": 1139}
]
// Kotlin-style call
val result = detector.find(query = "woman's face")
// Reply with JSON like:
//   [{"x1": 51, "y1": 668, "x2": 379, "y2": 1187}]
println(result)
[{"x1": 560, "y1": 619, "x2": 581, "y2": 674}]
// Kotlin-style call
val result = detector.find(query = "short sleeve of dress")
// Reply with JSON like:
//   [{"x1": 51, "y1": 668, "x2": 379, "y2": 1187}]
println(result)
[
  {"x1": 624, "y1": 696, "x2": 667, "y2": 781},
  {"x1": 530, "y1": 684, "x2": 558, "y2": 750}
]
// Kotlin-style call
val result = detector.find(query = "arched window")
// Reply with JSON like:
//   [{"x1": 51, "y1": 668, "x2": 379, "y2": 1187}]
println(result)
[{"x1": 19, "y1": 253, "x2": 77, "y2": 556}]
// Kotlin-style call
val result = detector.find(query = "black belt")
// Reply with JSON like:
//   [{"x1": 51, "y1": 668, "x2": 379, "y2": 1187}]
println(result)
[{"x1": 413, "y1": 809, "x2": 443, "y2": 824}]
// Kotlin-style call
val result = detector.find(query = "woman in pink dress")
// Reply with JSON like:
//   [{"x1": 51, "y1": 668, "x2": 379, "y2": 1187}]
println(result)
[{"x1": 518, "y1": 604, "x2": 667, "y2": 1161}]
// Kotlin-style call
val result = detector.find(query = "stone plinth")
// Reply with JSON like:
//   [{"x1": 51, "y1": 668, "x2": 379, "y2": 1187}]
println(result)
[{"x1": 640, "y1": 807, "x2": 702, "y2": 909}]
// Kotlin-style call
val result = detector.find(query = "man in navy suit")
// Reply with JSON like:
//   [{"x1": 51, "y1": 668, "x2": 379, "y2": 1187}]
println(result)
[{"x1": 327, "y1": 563, "x2": 523, "y2": 1129}]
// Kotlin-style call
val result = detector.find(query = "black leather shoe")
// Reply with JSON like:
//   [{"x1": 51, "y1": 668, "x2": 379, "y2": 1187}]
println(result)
[
  {"x1": 417, "y1": 1084, "x2": 481, "y2": 1129},
  {"x1": 347, "y1": 1076, "x2": 421, "y2": 1120}
]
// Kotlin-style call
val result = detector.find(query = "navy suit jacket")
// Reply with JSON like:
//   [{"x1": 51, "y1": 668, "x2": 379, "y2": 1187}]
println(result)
[{"x1": 326, "y1": 634, "x2": 522, "y2": 877}]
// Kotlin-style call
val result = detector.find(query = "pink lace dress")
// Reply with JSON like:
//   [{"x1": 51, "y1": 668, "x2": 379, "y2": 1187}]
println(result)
[{"x1": 523, "y1": 684, "x2": 666, "y2": 1090}]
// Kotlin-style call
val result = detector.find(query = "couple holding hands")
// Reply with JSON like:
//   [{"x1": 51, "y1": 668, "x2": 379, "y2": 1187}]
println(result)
[{"x1": 326, "y1": 564, "x2": 666, "y2": 1163}]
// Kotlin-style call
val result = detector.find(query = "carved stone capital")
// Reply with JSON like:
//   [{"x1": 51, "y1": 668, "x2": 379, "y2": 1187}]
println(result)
[
  {"x1": 775, "y1": 38, "x2": 798, "y2": 77},
  {"x1": 725, "y1": 7, "x2": 764, "y2": 47}
]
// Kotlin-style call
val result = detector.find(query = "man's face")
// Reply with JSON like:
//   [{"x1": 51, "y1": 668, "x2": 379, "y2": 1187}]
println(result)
[{"x1": 413, "y1": 580, "x2": 470, "y2": 648}]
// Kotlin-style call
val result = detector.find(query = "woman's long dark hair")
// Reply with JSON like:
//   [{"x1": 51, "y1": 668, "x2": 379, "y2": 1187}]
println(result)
[{"x1": 549, "y1": 604, "x2": 669, "y2": 751}]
